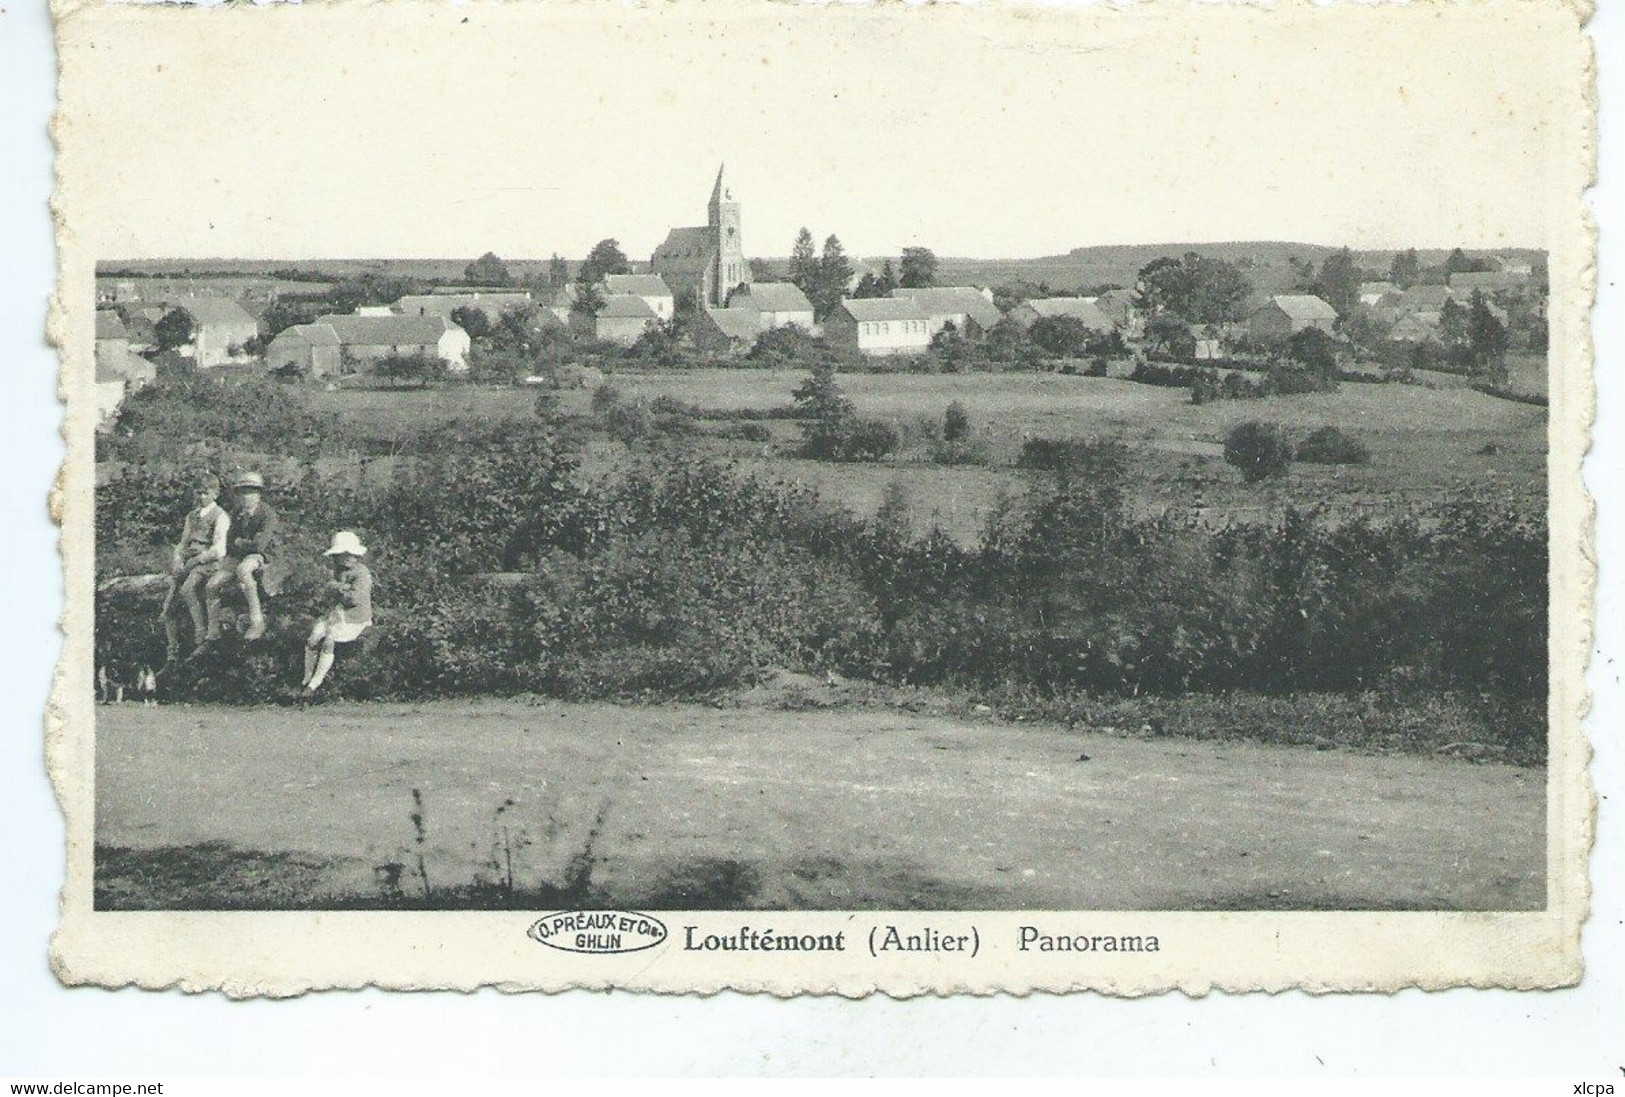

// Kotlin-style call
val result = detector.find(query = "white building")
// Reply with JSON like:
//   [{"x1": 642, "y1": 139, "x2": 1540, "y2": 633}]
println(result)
[
  {"x1": 822, "y1": 298, "x2": 932, "y2": 357},
  {"x1": 602, "y1": 275, "x2": 675, "y2": 322},
  {"x1": 727, "y1": 282, "x2": 815, "y2": 332}
]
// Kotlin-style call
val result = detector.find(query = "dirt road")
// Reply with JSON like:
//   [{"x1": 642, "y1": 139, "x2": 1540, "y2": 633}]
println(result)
[{"x1": 94, "y1": 699, "x2": 1545, "y2": 910}]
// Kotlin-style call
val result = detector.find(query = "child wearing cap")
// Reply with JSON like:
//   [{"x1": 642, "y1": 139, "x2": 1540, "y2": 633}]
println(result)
[
  {"x1": 160, "y1": 473, "x2": 231, "y2": 666},
  {"x1": 301, "y1": 530, "x2": 374, "y2": 696},
  {"x1": 204, "y1": 470, "x2": 284, "y2": 642}
]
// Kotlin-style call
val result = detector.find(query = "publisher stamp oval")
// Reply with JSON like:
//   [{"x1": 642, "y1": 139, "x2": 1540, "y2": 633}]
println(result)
[{"x1": 528, "y1": 910, "x2": 669, "y2": 955}]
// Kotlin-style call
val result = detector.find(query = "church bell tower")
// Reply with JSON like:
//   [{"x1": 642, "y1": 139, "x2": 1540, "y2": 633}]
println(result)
[{"x1": 708, "y1": 164, "x2": 746, "y2": 307}]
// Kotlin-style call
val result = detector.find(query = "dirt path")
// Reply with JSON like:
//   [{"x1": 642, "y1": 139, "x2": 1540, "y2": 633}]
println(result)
[{"x1": 94, "y1": 699, "x2": 1545, "y2": 910}]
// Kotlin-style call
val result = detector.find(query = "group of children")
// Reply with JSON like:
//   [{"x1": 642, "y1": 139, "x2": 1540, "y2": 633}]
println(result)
[{"x1": 161, "y1": 471, "x2": 374, "y2": 698}]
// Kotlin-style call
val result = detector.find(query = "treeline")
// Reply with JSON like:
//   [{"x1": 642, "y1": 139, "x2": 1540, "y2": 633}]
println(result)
[{"x1": 96, "y1": 422, "x2": 1546, "y2": 761}]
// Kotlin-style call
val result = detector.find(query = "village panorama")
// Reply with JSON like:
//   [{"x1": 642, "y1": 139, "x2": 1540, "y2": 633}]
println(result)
[{"x1": 91, "y1": 165, "x2": 1549, "y2": 913}]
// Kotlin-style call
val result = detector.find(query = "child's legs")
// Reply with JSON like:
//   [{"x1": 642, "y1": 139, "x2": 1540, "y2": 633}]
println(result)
[
  {"x1": 203, "y1": 565, "x2": 234, "y2": 635},
  {"x1": 236, "y1": 555, "x2": 266, "y2": 624},
  {"x1": 159, "y1": 580, "x2": 184, "y2": 656},
  {"x1": 303, "y1": 619, "x2": 330, "y2": 685},
  {"x1": 179, "y1": 566, "x2": 210, "y2": 635}
]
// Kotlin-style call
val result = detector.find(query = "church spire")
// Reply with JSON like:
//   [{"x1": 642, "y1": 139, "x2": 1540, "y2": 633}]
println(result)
[{"x1": 710, "y1": 163, "x2": 729, "y2": 210}]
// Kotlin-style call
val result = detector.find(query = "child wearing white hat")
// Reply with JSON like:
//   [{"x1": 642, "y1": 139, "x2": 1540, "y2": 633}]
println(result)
[{"x1": 301, "y1": 530, "x2": 374, "y2": 697}]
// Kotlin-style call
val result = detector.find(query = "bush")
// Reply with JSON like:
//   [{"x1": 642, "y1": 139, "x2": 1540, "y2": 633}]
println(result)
[
  {"x1": 1223, "y1": 422, "x2": 1294, "y2": 483},
  {"x1": 942, "y1": 401, "x2": 971, "y2": 443},
  {"x1": 1296, "y1": 426, "x2": 1371, "y2": 465}
]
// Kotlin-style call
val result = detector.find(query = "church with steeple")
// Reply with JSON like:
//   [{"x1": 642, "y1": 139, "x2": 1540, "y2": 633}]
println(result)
[{"x1": 650, "y1": 165, "x2": 750, "y2": 309}]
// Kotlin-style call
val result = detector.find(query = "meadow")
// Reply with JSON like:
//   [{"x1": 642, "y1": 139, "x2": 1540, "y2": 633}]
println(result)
[{"x1": 305, "y1": 368, "x2": 1547, "y2": 539}]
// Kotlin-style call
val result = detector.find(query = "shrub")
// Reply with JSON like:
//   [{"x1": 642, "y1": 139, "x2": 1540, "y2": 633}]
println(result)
[
  {"x1": 1296, "y1": 426, "x2": 1371, "y2": 465},
  {"x1": 942, "y1": 401, "x2": 971, "y2": 443},
  {"x1": 1223, "y1": 421, "x2": 1294, "y2": 483}
]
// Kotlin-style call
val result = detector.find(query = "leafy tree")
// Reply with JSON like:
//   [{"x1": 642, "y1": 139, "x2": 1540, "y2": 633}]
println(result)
[
  {"x1": 1444, "y1": 248, "x2": 1497, "y2": 276},
  {"x1": 570, "y1": 281, "x2": 606, "y2": 318},
  {"x1": 1286, "y1": 326, "x2": 1340, "y2": 380},
  {"x1": 983, "y1": 317, "x2": 1041, "y2": 369},
  {"x1": 789, "y1": 228, "x2": 819, "y2": 299},
  {"x1": 154, "y1": 308, "x2": 196, "y2": 352},
  {"x1": 579, "y1": 239, "x2": 630, "y2": 285},
  {"x1": 449, "y1": 306, "x2": 492, "y2": 340},
  {"x1": 1223, "y1": 421, "x2": 1294, "y2": 483},
  {"x1": 878, "y1": 259, "x2": 899, "y2": 296},
  {"x1": 376, "y1": 353, "x2": 438, "y2": 390},
  {"x1": 1028, "y1": 315, "x2": 1097, "y2": 358},
  {"x1": 899, "y1": 247, "x2": 939, "y2": 289},
  {"x1": 464, "y1": 251, "x2": 512, "y2": 286},
  {"x1": 1312, "y1": 247, "x2": 1360, "y2": 321},
  {"x1": 1144, "y1": 313, "x2": 1196, "y2": 359},
  {"x1": 851, "y1": 273, "x2": 889, "y2": 299},
  {"x1": 1135, "y1": 252, "x2": 1252, "y2": 325},
  {"x1": 812, "y1": 235, "x2": 854, "y2": 319},
  {"x1": 547, "y1": 253, "x2": 570, "y2": 288},
  {"x1": 1389, "y1": 248, "x2": 1421, "y2": 289}
]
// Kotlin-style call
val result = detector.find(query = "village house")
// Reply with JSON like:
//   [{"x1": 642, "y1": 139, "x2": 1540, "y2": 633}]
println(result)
[
  {"x1": 93, "y1": 310, "x2": 156, "y2": 420},
  {"x1": 822, "y1": 298, "x2": 932, "y2": 358},
  {"x1": 395, "y1": 291, "x2": 535, "y2": 324},
  {"x1": 266, "y1": 323, "x2": 343, "y2": 378},
  {"x1": 572, "y1": 294, "x2": 660, "y2": 347},
  {"x1": 651, "y1": 165, "x2": 750, "y2": 308},
  {"x1": 1093, "y1": 288, "x2": 1142, "y2": 336},
  {"x1": 1359, "y1": 281, "x2": 1398, "y2": 306},
  {"x1": 1388, "y1": 312, "x2": 1443, "y2": 344},
  {"x1": 167, "y1": 296, "x2": 259, "y2": 367},
  {"x1": 314, "y1": 313, "x2": 472, "y2": 372},
  {"x1": 693, "y1": 307, "x2": 764, "y2": 357},
  {"x1": 1007, "y1": 296, "x2": 1116, "y2": 333},
  {"x1": 1247, "y1": 294, "x2": 1338, "y2": 341},
  {"x1": 1395, "y1": 284, "x2": 1452, "y2": 315},
  {"x1": 887, "y1": 286, "x2": 1003, "y2": 338},
  {"x1": 727, "y1": 282, "x2": 816, "y2": 332},
  {"x1": 602, "y1": 275, "x2": 676, "y2": 322}
]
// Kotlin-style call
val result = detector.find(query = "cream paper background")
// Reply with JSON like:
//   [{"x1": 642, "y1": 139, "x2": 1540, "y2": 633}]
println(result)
[{"x1": 47, "y1": 0, "x2": 1595, "y2": 997}]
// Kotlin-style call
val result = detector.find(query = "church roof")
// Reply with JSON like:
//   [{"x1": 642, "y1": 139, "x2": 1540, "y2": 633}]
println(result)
[{"x1": 654, "y1": 226, "x2": 716, "y2": 262}]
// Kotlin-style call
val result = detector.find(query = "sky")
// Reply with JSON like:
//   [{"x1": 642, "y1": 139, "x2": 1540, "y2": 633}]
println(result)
[{"x1": 59, "y1": 2, "x2": 1577, "y2": 262}]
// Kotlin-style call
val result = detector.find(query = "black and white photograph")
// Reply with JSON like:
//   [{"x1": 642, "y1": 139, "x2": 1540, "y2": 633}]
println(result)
[{"x1": 42, "y1": 0, "x2": 1594, "y2": 998}]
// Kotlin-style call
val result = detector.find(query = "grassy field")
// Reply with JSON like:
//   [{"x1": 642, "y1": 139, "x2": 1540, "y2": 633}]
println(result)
[
  {"x1": 94, "y1": 697, "x2": 1544, "y2": 912},
  {"x1": 306, "y1": 370, "x2": 1544, "y2": 540}
]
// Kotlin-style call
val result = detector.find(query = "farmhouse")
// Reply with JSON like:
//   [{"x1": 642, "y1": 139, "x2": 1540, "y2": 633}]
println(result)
[
  {"x1": 1093, "y1": 288, "x2": 1142, "y2": 334},
  {"x1": 395, "y1": 291, "x2": 534, "y2": 324},
  {"x1": 887, "y1": 286, "x2": 1003, "y2": 338},
  {"x1": 603, "y1": 275, "x2": 676, "y2": 322},
  {"x1": 728, "y1": 282, "x2": 815, "y2": 332},
  {"x1": 94, "y1": 310, "x2": 156, "y2": 393},
  {"x1": 693, "y1": 307, "x2": 764, "y2": 357},
  {"x1": 1387, "y1": 312, "x2": 1442, "y2": 344},
  {"x1": 266, "y1": 323, "x2": 343, "y2": 378},
  {"x1": 1007, "y1": 297, "x2": 1116, "y2": 332},
  {"x1": 822, "y1": 298, "x2": 932, "y2": 358},
  {"x1": 315, "y1": 313, "x2": 472, "y2": 372},
  {"x1": 1247, "y1": 295, "x2": 1338, "y2": 341},
  {"x1": 167, "y1": 296, "x2": 259, "y2": 367},
  {"x1": 1395, "y1": 284, "x2": 1452, "y2": 314},
  {"x1": 651, "y1": 165, "x2": 750, "y2": 308},
  {"x1": 1359, "y1": 281, "x2": 1398, "y2": 306},
  {"x1": 573, "y1": 294, "x2": 660, "y2": 346}
]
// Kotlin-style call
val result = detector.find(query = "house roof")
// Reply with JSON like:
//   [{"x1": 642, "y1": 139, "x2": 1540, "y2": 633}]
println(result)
[
  {"x1": 1449, "y1": 270, "x2": 1526, "y2": 290},
  {"x1": 168, "y1": 295, "x2": 257, "y2": 327},
  {"x1": 1359, "y1": 281, "x2": 1397, "y2": 298},
  {"x1": 1023, "y1": 297, "x2": 1115, "y2": 329},
  {"x1": 315, "y1": 313, "x2": 460, "y2": 346},
  {"x1": 596, "y1": 294, "x2": 659, "y2": 320},
  {"x1": 1399, "y1": 284, "x2": 1451, "y2": 310},
  {"x1": 95, "y1": 310, "x2": 128, "y2": 340},
  {"x1": 396, "y1": 292, "x2": 533, "y2": 318},
  {"x1": 733, "y1": 282, "x2": 813, "y2": 314},
  {"x1": 271, "y1": 323, "x2": 342, "y2": 347},
  {"x1": 1269, "y1": 294, "x2": 1338, "y2": 321},
  {"x1": 889, "y1": 286, "x2": 1002, "y2": 328},
  {"x1": 839, "y1": 297, "x2": 928, "y2": 323},
  {"x1": 704, "y1": 308, "x2": 764, "y2": 341},
  {"x1": 603, "y1": 274, "x2": 673, "y2": 298}
]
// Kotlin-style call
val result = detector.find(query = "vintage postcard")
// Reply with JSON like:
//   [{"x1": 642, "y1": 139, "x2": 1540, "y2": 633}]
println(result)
[{"x1": 48, "y1": 0, "x2": 1594, "y2": 996}]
